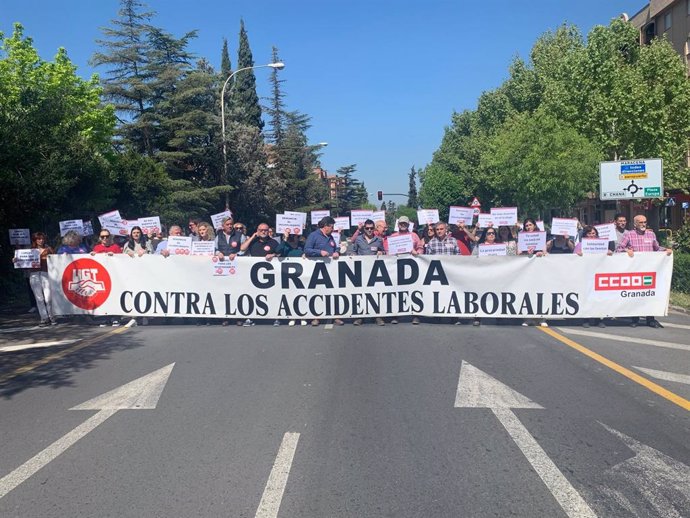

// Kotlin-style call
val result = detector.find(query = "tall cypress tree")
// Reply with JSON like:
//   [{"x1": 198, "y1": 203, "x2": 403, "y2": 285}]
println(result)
[
  {"x1": 230, "y1": 19, "x2": 263, "y2": 130},
  {"x1": 265, "y1": 46, "x2": 286, "y2": 145},
  {"x1": 407, "y1": 166, "x2": 418, "y2": 208},
  {"x1": 220, "y1": 38, "x2": 231, "y2": 77}
]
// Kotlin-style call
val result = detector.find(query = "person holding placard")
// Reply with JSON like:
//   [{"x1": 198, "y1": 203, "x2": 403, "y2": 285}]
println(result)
[
  {"x1": 450, "y1": 221, "x2": 477, "y2": 255},
  {"x1": 518, "y1": 218, "x2": 546, "y2": 257},
  {"x1": 498, "y1": 226, "x2": 518, "y2": 256},
  {"x1": 155, "y1": 225, "x2": 183, "y2": 256},
  {"x1": 241, "y1": 223, "x2": 279, "y2": 260},
  {"x1": 17, "y1": 232, "x2": 56, "y2": 326},
  {"x1": 386, "y1": 216, "x2": 423, "y2": 256},
  {"x1": 214, "y1": 216, "x2": 244, "y2": 259},
  {"x1": 278, "y1": 230, "x2": 305, "y2": 258},
  {"x1": 57, "y1": 231, "x2": 88, "y2": 254},
  {"x1": 546, "y1": 234, "x2": 575, "y2": 254},
  {"x1": 574, "y1": 226, "x2": 613, "y2": 256},
  {"x1": 123, "y1": 226, "x2": 153, "y2": 257},
  {"x1": 91, "y1": 230, "x2": 122, "y2": 255},
  {"x1": 351, "y1": 219, "x2": 386, "y2": 326}
]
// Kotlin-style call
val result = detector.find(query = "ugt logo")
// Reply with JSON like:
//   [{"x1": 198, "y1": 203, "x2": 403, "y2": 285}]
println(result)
[
  {"x1": 61, "y1": 258, "x2": 112, "y2": 309},
  {"x1": 594, "y1": 272, "x2": 656, "y2": 291}
]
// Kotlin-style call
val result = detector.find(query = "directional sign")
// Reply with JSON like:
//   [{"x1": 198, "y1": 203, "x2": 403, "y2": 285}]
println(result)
[
  {"x1": 600, "y1": 159, "x2": 663, "y2": 200},
  {"x1": 0, "y1": 363, "x2": 175, "y2": 499},
  {"x1": 455, "y1": 361, "x2": 596, "y2": 518}
]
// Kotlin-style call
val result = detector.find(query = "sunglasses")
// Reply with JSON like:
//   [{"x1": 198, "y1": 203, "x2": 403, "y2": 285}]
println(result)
[
  {"x1": 364, "y1": 226, "x2": 375, "y2": 230},
  {"x1": 99, "y1": 235, "x2": 110, "y2": 239},
  {"x1": 486, "y1": 232, "x2": 496, "y2": 235},
  {"x1": 258, "y1": 228, "x2": 269, "y2": 232}
]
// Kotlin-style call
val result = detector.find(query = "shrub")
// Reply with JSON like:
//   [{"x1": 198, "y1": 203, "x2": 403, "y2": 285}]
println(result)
[{"x1": 672, "y1": 253, "x2": 690, "y2": 293}]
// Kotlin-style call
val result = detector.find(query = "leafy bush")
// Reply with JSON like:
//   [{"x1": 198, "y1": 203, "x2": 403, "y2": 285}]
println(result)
[
  {"x1": 672, "y1": 253, "x2": 690, "y2": 294},
  {"x1": 673, "y1": 218, "x2": 690, "y2": 253}
]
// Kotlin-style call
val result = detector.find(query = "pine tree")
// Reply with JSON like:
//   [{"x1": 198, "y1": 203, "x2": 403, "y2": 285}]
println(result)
[
  {"x1": 230, "y1": 19, "x2": 263, "y2": 129},
  {"x1": 336, "y1": 164, "x2": 360, "y2": 215},
  {"x1": 380, "y1": 202, "x2": 387, "y2": 211},
  {"x1": 407, "y1": 166, "x2": 418, "y2": 208},
  {"x1": 220, "y1": 38, "x2": 231, "y2": 77},
  {"x1": 265, "y1": 46, "x2": 286, "y2": 145}
]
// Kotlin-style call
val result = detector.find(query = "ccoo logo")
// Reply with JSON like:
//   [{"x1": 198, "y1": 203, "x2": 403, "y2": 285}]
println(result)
[
  {"x1": 61, "y1": 258, "x2": 112, "y2": 309},
  {"x1": 594, "y1": 272, "x2": 656, "y2": 291}
]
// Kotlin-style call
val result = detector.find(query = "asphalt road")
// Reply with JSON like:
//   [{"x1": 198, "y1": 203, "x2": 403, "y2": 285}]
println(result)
[{"x1": 1, "y1": 314, "x2": 689, "y2": 517}]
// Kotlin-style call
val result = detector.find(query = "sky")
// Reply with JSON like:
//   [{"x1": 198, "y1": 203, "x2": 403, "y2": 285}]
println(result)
[{"x1": 2, "y1": 0, "x2": 641, "y2": 205}]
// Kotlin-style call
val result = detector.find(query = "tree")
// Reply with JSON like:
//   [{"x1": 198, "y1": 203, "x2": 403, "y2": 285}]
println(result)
[
  {"x1": 220, "y1": 38, "x2": 231, "y2": 77},
  {"x1": 407, "y1": 166, "x2": 418, "y2": 208},
  {"x1": 335, "y1": 164, "x2": 362, "y2": 215},
  {"x1": 265, "y1": 46, "x2": 286, "y2": 145},
  {"x1": 229, "y1": 19, "x2": 262, "y2": 130}
]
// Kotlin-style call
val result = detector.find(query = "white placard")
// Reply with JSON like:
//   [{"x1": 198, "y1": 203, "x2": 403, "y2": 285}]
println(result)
[
  {"x1": 387, "y1": 234, "x2": 414, "y2": 255},
  {"x1": 13, "y1": 249, "x2": 40, "y2": 269},
  {"x1": 167, "y1": 235, "x2": 192, "y2": 255},
  {"x1": 476, "y1": 214, "x2": 494, "y2": 228},
  {"x1": 82, "y1": 221, "x2": 94, "y2": 236},
  {"x1": 517, "y1": 231, "x2": 547, "y2": 253},
  {"x1": 59, "y1": 219, "x2": 84, "y2": 237},
  {"x1": 594, "y1": 223, "x2": 616, "y2": 241},
  {"x1": 600, "y1": 159, "x2": 663, "y2": 200},
  {"x1": 332, "y1": 232, "x2": 341, "y2": 246},
  {"x1": 490, "y1": 207, "x2": 518, "y2": 226},
  {"x1": 276, "y1": 214, "x2": 303, "y2": 235},
  {"x1": 191, "y1": 241, "x2": 215, "y2": 256},
  {"x1": 478, "y1": 244, "x2": 507, "y2": 257},
  {"x1": 580, "y1": 238, "x2": 610, "y2": 255},
  {"x1": 550, "y1": 218, "x2": 578, "y2": 237},
  {"x1": 121, "y1": 219, "x2": 141, "y2": 234},
  {"x1": 311, "y1": 210, "x2": 330, "y2": 225},
  {"x1": 9, "y1": 228, "x2": 30, "y2": 245},
  {"x1": 417, "y1": 209, "x2": 440, "y2": 225},
  {"x1": 448, "y1": 206, "x2": 474, "y2": 226},
  {"x1": 139, "y1": 216, "x2": 161, "y2": 235},
  {"x1": 371, "y1": 210, "x2": 386, "y2": 222},
  {"x1": 350, "y1": 210, "x2": 373, "y2": 226},
  {"x1": 334, "y1": 217, "x2": 350, "y2": 231},
  {"x1": 211, "y1": 210, "x2": 233, "y2": 230},
  {"x1": 98, "y1": 210, "x2": 121, "y2": 225},
  {"x1": 393, "y1": 218, "x2": 415, "y2": 232},
  {"x1": 101, "y1": 218, "x2": 129, "y2": 236},
  {"x1": 211, "y1": 256, "x2": 238, "y2": 276},
  {"x1": 284, "y1": 211, "x2": 307, "y2": 228},
  {"x1": 536, "y1": 220, "x2": 545, "y2": 231}
]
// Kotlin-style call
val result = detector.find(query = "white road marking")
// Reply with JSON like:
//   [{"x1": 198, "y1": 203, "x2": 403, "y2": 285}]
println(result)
[
  {"x1": 0, "y1": 339, "x2": 78, "y2": 353},
  {"x1": 324, "y1": 324, "x2": 333, "y2": 330},
  {"x1": 556, "y1": 328, "x2": 690, "y2": 352},
  {"x1": 456, "y1": 361, "x2": 596, "y2": 518},
  {"x1": 659, "y1": 322, "x2": 690, "y2": 330},
  {"x1": 255, "y1": 432, "x2": 300, "y2": 518},
  {"x1": 0, "y1": 363, "x2": 175, "y2": 499},
  {"x1": 632, "y1": 366, "x2": 690, "y2": 386},
  {"x1": 0, "y1": 326, "x2": 41, "y2": 334}
]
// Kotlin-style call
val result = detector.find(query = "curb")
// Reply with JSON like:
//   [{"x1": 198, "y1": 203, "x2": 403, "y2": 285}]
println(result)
[{"x1": 669, "y1": 305, "x2": 689, "y2": 314}]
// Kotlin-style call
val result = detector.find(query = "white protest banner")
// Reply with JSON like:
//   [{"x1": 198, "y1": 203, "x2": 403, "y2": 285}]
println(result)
[
  {"x1": 98, "y1": 210, "x2": 121, "y2": 225},
  {"x1": 334, "y1": 217, "x2": 350, "y2": 231},
  {"x1": 48, "y1": 254, "x2": 673, "y2": 320},
  {"x1": 517, "y1": 231, "x2": 547, "y2": 253},
  {"x1": 371, "y1": 210, "x2": 386, "y2": 223},
  {"x1": 82, "y1": 221, "x2": 94, "y2": 236},
  {"x1": 311, "y1": 210, "x2": 330, "y2": 225},
  {"x1": 191, "y1": 241, "x2": 215, "y2": 256},
  {"x1": 551, "y1": 217, "x2": 578, "y2": 237},
  {"x1": 211, "y1": 210, "x2": 233, "y2": 230},
  {"x1": 59, "y1": 219, "x2": 84, "y2": 237},
  {"x1": 417, "y1": 209, "x2": 440, "y2": 225},
  {"x1": 448, "y1": 206, "x2": 474, "y2": 226},
  {"x1": 350, "y1": 210, "x2": 373, "y2": 226},
  {"x1": 139, "y1": 216, "x2": 161, "y2": 235},
  {"x1": 276, "y1": 213, "x2": 303, "y2": 235},
  {"x1": 536, "y1": 220, "x2": 545, "y2": 231},
  {"x1": 478, "y1": 244, "x2": 507, "y2": 257},
  {"x1": 476, "y1": 214, "x2": 494, "y2": 228},
  {"x1": 580, "y1": 238, "x2": 610, "y2": 255},
  {"x1": 387, "y1": 234, "x2": 414, "y2": 255},
  {"x1": 490, "y1": 207, "x2": 518, "y2": 227},
  {"x1": 393, "y1": 218, "x2": 415, "y2": 232},
  {"x1": 284, "y1": 211, "x2": 307, "y2": 228},
  {"x1": 211, "y1": 256, "x2": 238, "y2": 276},
  {"x1": 13, "y1": 249, "x2": 40, "y2": 269},
  {"x1": 167, "y1": 236, "x2": 192, "y2": 256},
  {"x1": 9, "y1": 228, "x2": 31, "y2": 245},
  {"x1": 594, "y1": 223, "x2": 616, "y2": 241}
]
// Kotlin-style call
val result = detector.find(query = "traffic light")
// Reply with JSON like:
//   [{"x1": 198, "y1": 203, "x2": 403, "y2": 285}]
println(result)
[{"x1": 377, "y1": 190, "x2": 383, "y2": 201}]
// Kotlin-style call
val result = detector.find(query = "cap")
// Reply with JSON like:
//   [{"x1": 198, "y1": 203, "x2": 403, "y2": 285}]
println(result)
[{"x1": 398, "y1": 216, "x2": 410, "y2": 224}]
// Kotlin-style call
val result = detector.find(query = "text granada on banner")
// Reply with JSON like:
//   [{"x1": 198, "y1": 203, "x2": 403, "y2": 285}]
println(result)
[{"x1": 48, "y1": 254, "x2": 673, "y2": 320}]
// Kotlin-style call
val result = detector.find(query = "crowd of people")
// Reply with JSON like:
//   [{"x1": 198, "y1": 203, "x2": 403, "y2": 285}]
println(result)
[{"x1": 13, "y1": 212, "x2": 671, "y2": 328}]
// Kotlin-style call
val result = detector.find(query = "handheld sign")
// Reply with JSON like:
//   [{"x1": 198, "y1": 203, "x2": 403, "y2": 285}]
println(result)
[
  {"x1": 387, "y1": 234, "x2": 414, "y2": 255},
  {"x1": 417, "y1": 209, "x2": 440, "y2": 225},
  {"x1": 101, "y1": 219, "x2": 128, "y2": 236},
  {"x1": 211, "y1": 210, "x2": 233, "y2": 230},
  {"x1": 490, "y1": 207, "x2": 518, "y2": 226},
  {"x1": 59, "y1": 219, "x2": 84, "y2": 237},
  {"x1": 334, "y1": 217, "x2": 350, "y2": 231},
  {"x1": 13, "y1": 249, "x2": 40, "y2": 269},
  {"x1": 350, "y1": 210, "x2": 373, "y2": 226},
  {"x1": 476, "y1": 214, "x2": 494, "y2": 228},
  {"x1": 478, "y1": 243, "x2": 507, "y2": 257},
  {"x1": 276, "y1": 213, "x2": 303, "y2": 235},
  {"x1": 332, "y1": 232, "x2": 341, "y2": 246},
  {"x1": 594, "y1": 223, "x2": 616, "y2": 241},
  {"x1": 448, "y1": 206, "x2": 474, "y2": 226},
  {"x1": 311, "y1": 210, "x2": 330, "y2": 225},
  {"x1": 517, "y1": 231, "x2": 547, "y2": 253},
  {"x1": 284, "y1": 211, "x2": 307, "y2": 228},
  {"x1": 167, "y1": 236, "x2": 192, "y2": 255},
  {"x1": 139, "y1": 216, "x2": 161, "y2": 235},
  {"x1": 98, "y1": 210, "x2": 121, "y2": 225},
  {"x1": 191, "y1": 241, "x2": 215, "y2": 256},
  {"x1": 551, "y1": 217, "x2": 578, "y2": 237},
  {"x1": 536, "y1": 220, "x2": 545, "y2": 231},
  {"x1": 580, "y1": 238, "x2": 609, "y2": 255},
  {"x1": 211, "y1": 256, "x2": 237, "y2": 276},
  {"x1": 9, "y1": 229, "x2": 30, "y2": 246},
  {"x1": 371, "y1": 210, "x2": 386, "y2": 223},
  {"x1": 82, "y1": 221, "x2": 94, "y2": 237}
]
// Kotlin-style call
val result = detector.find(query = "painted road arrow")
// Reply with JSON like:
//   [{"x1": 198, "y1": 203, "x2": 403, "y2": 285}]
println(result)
[
  {"x1": 455, "y1": 361, "x2": 597, "y2": 518},
  {"x1": 0, "y1": 363, "x2": 175, "y2": 499}
]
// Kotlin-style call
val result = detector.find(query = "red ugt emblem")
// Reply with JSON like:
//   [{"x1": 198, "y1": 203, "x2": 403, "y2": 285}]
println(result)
[{"x1": 61, "y1": 258, "x2": 112, "y2": 309}]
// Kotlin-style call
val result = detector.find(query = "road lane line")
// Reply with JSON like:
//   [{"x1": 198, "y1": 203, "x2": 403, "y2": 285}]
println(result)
[
  {"x1": 492, "y1": 408, "x2": 597, "y2": 518},
  {"x1": 255, "y1": 432, "x2": 300, "y2": 518},
  {"x1": 556, "y1": 327, "x2": 690, "y2": 352},
  {"x1": 539, "y1": 328, "x2": 690, "y2": 412},
  {"x1": 0, "y1": 340, "x2": 79, "y2": 353},
  {"x1": 658, "y1": 322, "x2": 690, "y2": 330},
  {"x1": 0, "y1": 327, "x2": 128, "y2": 385},
  {"x1": 0, "y1": 326, "x2": 41, "y2": 334},
  {"x1": 633, "y1": 366, "x2": 690, "y2": 386}
]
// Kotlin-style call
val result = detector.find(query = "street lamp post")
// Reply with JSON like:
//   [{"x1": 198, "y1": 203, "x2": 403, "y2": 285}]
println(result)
[{"x1": 220, "y1": 62, "x2": 285, "y2": 210}]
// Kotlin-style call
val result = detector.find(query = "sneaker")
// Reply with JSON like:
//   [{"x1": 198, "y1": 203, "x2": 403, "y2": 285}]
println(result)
[
  {"x1": 597, "y1": 321, "x2": 606, "y2": 328},
  {"x1": 38, "y1": 320, "x2": 49, "y2": 327},
  {"x1": 311, "y1": 319, "x2": 320, "y2": 327},
  {"x1": 111, "y1": 320, "x2": 120, "y2": 327},
  {"x1": 142, "y1": 317, "x2": 149, "y2": 326},
  {"x1": 539, "y1": 321, "x2": 549, "y2": 328},
  {"x1": 473, "y1": 318, "x2": 481, "y2": 327},
  {"x1": 353, "y1": 319, "x2": 363, "y2": 326},
  {"x1": 288, "y1": 320, "x2": 296, "y2": 327},
  {"x1": 243, "y1": 319, "x2": 254, "y2": 327},
  {"x1": 300, "y1": 320, "x2": 308, "y2": 326},
  {"x1": 27, "y1": 307, "x2": 37, "y2": 314},
  {"x1": 390, "y1": 318, "x2": 398, "y2": 324},
  {"x1": 222, "y1": 320, "x2": 230, "y2": 326},
  {"x1": 273, "y1": 320, "x2": 280, "y2": 327},
  {"x1": 412, "y1": 317, "x2": 420, "y2": 325},
  {"x1": 375, "y1": 317, "x2": 385, "y2": 326},
  {"x1": 333, "y1": 318, "x2": 345, "y2": 326},
  {"x1": 581, "y1": 321, "x2": 590, "y2": 328},
  {"x1": 236, "y1": 320, "x2": 244, "y2": 327},
  {"x1": 521, "y1": 321, "x2": 529, "y2": 327},
  {"x1": 50, "y1": 320, "x2": 58, "y2": 326}
]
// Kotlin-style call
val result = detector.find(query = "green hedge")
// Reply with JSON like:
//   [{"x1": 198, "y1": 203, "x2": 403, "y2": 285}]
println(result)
[{"x1": 672, "y1": 253, "x2": 690, "y2": 293}]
